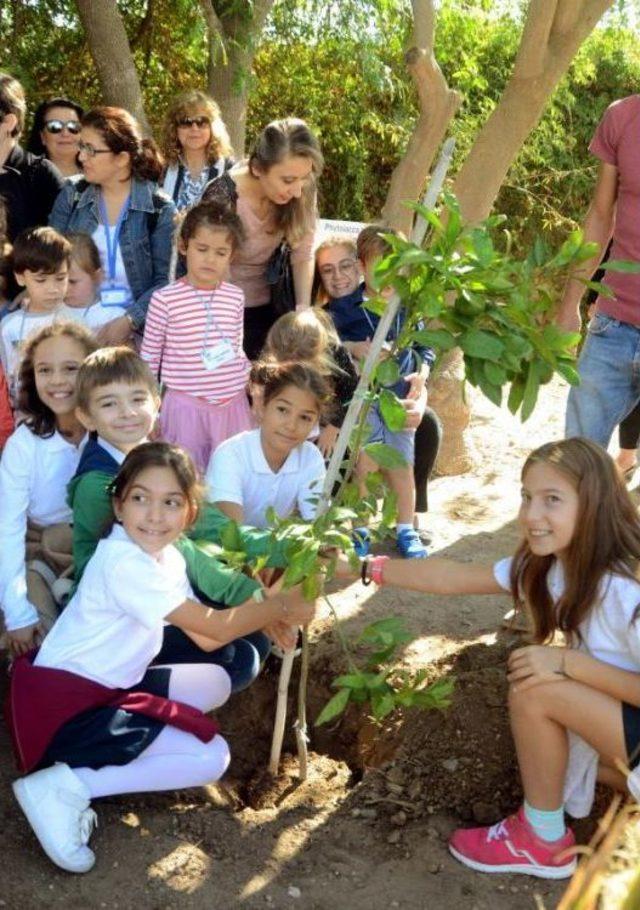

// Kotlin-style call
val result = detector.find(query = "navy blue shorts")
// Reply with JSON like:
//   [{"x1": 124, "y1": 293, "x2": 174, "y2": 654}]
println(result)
[{"x1": 623, "y1": 701, "x2": 640, "y2": 769}]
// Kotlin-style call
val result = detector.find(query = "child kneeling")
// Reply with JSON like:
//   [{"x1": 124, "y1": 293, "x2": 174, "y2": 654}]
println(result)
[{"x1": 9, "y1": 442, "x2": 315, "y2": 874}]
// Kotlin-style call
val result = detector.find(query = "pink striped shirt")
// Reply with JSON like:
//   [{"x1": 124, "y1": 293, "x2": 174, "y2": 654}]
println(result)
[{"x1": 141, "y1": 278, "x2": 250, "y2": 403}]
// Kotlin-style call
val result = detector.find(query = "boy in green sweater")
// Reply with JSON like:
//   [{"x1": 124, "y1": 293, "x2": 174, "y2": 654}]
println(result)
[{"x1": 69, "y1": 347, "x2": 292, "y2": 691}]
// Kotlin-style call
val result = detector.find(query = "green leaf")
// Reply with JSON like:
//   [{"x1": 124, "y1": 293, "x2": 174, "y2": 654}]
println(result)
[
  {"x1": 413, "y1": 328, "x2": 456, "y2": 351},
  {"x1": 379, "y1": 389, "x2": 407, "y2": 432},
  {"x1": 363, "y1": 295, "x2": 386, "y2": 317},
  {"x1": 459, "y1": 329, "x2": 504, "y2": 362},
  {"x1": 333, "y1": 673, "x2": 368, "y2": 690},
  {"x1": 482, "y1": 361, "x2": 507, "y2": 386},
  {"x1": 302, "y1": 572, "x2": 320, "y2": 601},
  {"x1": 375, "y1": 358, "x2": 401, "y2": 386},
  {"x1": 555, "y1": 360, "x2": 580, "y2": 386},
  {"x1": 521, "y1": 361, "x2": 540, "y2": 421},
  {"x1": 507, "y1": 377, "x2": 525, "y2": 415},
  {"x1": 601, "y1": 259, "x2": 640, "y2": 274},
  {"x1": 364, "y1": 442, "x2": 407, "y2": 469},
  {"x1": 371, "y1": 691, "x2": 396, "y2": 720},
  {"x1": 220, "y1": 520, "x2": 243, "y2": 552},
  {"x1": 316, "y1": 687, "x2": 351, "y2": 726}
]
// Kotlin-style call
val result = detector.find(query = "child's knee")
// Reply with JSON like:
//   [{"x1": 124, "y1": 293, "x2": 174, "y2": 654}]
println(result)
[
  {"x1": 202, "y1": 664, "x2": 232, "y2": 711},
  {"x1": 200, "y1": 734, "x2": 231, "y2": 782}
]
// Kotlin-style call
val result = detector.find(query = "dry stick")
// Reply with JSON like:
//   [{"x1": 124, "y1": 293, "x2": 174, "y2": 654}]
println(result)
[{"x1": 268, "y1": 137, "x2": 457, "y2": 779}]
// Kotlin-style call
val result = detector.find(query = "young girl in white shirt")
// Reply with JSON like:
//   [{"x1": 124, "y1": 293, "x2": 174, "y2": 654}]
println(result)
[
  {"x1": 0, "y1": 321, "x2": 97, "y2": 655},
  {"x1": 141, "y1": 199, "x2": 253, "y2": 473},
  {"x1": 59, "y1": 233, "x2": 126, "y2": 332},
  {"x1": 9, "y1": 441, "x2": 316, "y2": 874},
  {"x1": 206, "y1": 360, "x2": 329, "y2": 528},
  {"x1": 361, "y1": 437, "x2": 640, "y2": 881}
]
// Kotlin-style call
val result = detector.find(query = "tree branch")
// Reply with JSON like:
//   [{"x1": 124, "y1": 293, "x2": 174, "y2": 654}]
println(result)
[
  {"x1": 199, "y1": 0, "x2": 225, "y2": 40},
  {"x1": 513, "y1": 0, "x2": 557, "y2": 78},
  {"x1": 381, "y1": 0, "x2": 460, "y2": 233}
]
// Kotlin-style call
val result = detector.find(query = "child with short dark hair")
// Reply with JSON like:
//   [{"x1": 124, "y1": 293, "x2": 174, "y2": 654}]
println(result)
[
  {"x1": 325, "y1": 225, "x2": 436, "y2": 559},
  {"x1": 141, "y1": 198, "x2": 252, "y2": 473},
  {"x1": 0, "y1": 226, "x2": 71, "y2": 403}
]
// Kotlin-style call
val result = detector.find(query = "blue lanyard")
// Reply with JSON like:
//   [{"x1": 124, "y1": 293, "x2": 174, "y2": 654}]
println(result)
[
  {"x1": 98, "y1": 194, "x2": 130, "y2": 284},
  {"x1": 190, "y1": 286, "x2": 230, "y2": 354}
]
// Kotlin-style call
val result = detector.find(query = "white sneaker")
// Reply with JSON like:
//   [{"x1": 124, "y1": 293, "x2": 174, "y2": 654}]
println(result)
[{"x1": 13, "y1": 763, "x2": 97, "y2": 873}]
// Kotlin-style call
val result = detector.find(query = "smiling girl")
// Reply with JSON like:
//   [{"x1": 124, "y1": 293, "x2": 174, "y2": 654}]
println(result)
[
  {"x1": 205, "y1": 360, "x2": 328, "y2": 527},
  {"x1": 141, "y1": 199, "x2": 253, "y2": 473},
  {"x1": 8, "y1": 441, "x2": 317, "y2": 874},
  {"x1": 360, "y1": 437, "x2": 640, "y2": 880},
  {"x1": 0, "y1": 322, "x2": 97, "y2": 655}
]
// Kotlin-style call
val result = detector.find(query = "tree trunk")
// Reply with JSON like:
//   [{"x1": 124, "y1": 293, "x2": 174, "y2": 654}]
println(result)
[
  {"x1": 199, "y1": 0, "x2": 276, "y2": 156},
  {"x1": 382, "y1": 0, "x2": 461, "y2": 234},
  {"x1": 75, "y1": 0, "x2": 149, "y2": 134},
  {"x1": 431, "y1": 0, "x2": 613, "y2": 473}
]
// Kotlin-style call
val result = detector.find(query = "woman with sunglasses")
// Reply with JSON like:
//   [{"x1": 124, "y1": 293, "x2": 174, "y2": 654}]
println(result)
[
  {"x1": 50, "y1": 106, "x2": 176, "y2": 345},
  {"x1": 27, "y1": 97, "x2": 84, "y2": 178},
  {"x1": 161, "y1": 90, "x2": 234, "y2": 211}
]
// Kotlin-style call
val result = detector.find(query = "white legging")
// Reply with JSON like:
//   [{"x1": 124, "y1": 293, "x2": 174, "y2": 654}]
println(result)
[{"x1": 74, "y1": 664, "x2": 231, "y2": 799}]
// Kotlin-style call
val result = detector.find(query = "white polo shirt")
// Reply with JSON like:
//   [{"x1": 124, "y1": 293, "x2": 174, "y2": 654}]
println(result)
[
  {"x1": 205, "y1": 428, "x2": 326, "y2": 528},
  {"x1": 36, "y1": 524, "x2": 193, "y2": 688},
  {"x1": 0, "y1": 423, "x2": 86, "y2": 630}
]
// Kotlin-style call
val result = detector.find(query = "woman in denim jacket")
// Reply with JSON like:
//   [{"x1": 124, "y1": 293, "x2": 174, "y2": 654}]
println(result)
[{"x1": 50, "y1": 106, "x2": 176, "y2": 345}]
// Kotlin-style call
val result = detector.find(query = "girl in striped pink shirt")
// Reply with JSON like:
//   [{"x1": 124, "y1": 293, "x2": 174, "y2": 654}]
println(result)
[{"x1": 141, "y1": 200, "x2": 253, "y2": 472}]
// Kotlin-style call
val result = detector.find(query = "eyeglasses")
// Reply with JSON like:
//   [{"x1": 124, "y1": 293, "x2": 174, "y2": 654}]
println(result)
[
  {"x1": 77, "y1": 140, "x2": 113, "y2": 158},
  {"x1": 44, "y1": 119, "x2": 81, "y2": 135},
  {"x1": 319, "y1": 259, "x2": 359, "y2": 278},
  {"x1": 177, "y1": 116, "x2": 210, "y2": 129}
]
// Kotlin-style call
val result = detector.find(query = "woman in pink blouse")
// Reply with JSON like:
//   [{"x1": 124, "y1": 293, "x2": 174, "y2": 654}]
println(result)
[{"x1": 202, "y1": 118, "x2": 323, "y2": 360}]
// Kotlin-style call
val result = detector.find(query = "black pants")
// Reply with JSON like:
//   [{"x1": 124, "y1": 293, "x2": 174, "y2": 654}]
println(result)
[
  {"x1": 243, "y1": 302, "x2": 279, "y2": 361},
  {"x1": 414, "y1": 406, "x2": 442, "y2": 512},
  {"x1": 619, "y1": 401, "x2": 640, "y2": 450}
]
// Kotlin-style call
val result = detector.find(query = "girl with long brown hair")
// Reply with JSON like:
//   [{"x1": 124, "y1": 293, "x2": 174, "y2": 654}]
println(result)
[{"x1": 360, "y1": 437, "x2": 640, "y2": 880}]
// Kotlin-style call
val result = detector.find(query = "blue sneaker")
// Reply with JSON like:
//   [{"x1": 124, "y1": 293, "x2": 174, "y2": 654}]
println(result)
[
  {"x1": 396, "y1": 528, "x2": 428, "y2": 559},
  {"x1": 352, "y1": 527, "x2": 371, "y2": 558}
]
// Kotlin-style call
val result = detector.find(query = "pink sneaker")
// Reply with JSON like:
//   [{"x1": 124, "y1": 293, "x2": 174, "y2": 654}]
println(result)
[{"x1": 448, "y1": 807, "x2": 576, "y2": 879}]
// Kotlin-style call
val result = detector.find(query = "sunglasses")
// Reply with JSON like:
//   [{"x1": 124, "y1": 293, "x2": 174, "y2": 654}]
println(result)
[
  {"x1": 43, "y1": 119, "x2": 81, "y2": 135},
  {"x1": 177, "y1": 116, "x2": 210, "y2": 129}
]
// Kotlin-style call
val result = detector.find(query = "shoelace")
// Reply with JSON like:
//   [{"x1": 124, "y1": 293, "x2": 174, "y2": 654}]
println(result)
[
  {"x1": 487, "y1": 819, "x2": 509, "y2": 842},
  {"x1": 59, "y1": 788, "x2": 98, "y2": 845}
]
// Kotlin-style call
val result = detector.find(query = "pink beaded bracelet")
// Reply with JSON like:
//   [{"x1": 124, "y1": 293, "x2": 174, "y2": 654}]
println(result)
[{"x1": 369, "y1": 555, "x2": 389, "y2": 586}]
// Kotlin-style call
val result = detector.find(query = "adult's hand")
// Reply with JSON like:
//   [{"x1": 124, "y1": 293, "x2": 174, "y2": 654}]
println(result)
[
  {"x1": 96, "y1": 315, "x2": 134, "y2": 347},
  {"x1": 6, "y1": 622, "x2": 42, "y2": 658}
]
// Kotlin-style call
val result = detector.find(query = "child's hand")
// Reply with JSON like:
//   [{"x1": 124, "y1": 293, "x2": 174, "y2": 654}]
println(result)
[
  {"x1": 401, "y1": 388, "x2": 428, "y2": 428},
  {"x1": 6, "y1": 622, "x2": 41, "y2": 657},
  {"x1": 317, "y1": 424, "x2": 339, "y2": 459},
  {"x1": 350, "y1": 340, "x2": 371, "y2": 362},
  {"x1": 263, "y1": 621, "x2": 298, "y2": 652},
  {"x1": 507, "y1": 645, "x2": 566, "y2": 691},
  {"x1": 405, "y1": 371, "x2": 426, "y2": 400},
  {"x1": 279, "y1": 585, "x2": 318, "y2": 626},
  {"x1": 96, "y1": 315, "x2": 133, "y2": 346}
]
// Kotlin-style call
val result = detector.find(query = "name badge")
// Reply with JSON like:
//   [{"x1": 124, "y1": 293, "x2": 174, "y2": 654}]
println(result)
[
  {"x1": 101, "y1": 285, "x2": 131, "y2": 307},
  {"x1": 201, "y1": 340, "x2": 235, "y2": 371}
]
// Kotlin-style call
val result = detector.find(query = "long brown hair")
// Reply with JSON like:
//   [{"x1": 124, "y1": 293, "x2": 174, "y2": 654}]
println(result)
[
  {"x1": 248, "y1": 118, "x2": 323, "y2": 245},
  {"x1": 510, "y1": 438, "x2": 640, "y2": 642},
  {"x1": 162, "y1": 90, "x2": 232, "y2": 165},
  {"x1": 263, "y1": 309, "x2": 339, "y2": 375},
  {"x1": 18, "y1": 321, "x2": 97, "y2": 438},
  {"x1": 250, "y1": 358, "x2": 332, "y2": 420}
]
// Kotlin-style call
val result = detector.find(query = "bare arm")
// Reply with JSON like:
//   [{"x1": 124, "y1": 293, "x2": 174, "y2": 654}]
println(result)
[
  {"x1": 557, "y1": 161, "x2": 618, "y2": 332},
  {"x1": 166, "y1": 583, "x2": 315, "y2": 649},
  {"x1": 292, "y1": 257, "x2": 314, "y2": 310},
  {"x1": 214, "y1": 501, "x2": 244, "y2": 523},
  {"x1": 381, "y1": 558, "x2": 503, "y2": 596}
]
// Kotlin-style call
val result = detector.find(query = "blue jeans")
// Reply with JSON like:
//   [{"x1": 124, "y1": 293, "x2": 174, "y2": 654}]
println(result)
[{"x1": 566, "y1": 314, "x2": 640, "y2": 447}]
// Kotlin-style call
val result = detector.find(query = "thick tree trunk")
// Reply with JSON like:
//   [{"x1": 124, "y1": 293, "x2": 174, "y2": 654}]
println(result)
[
  {"x1": 434, "y1": 0, "x2": 613, "y2": 473},
  {"x1": 199, "y1": 0, "x2": 276, "y2": 156},
  {"x1": 75, "y1": 0, "x2": 149, "y2": 134}
]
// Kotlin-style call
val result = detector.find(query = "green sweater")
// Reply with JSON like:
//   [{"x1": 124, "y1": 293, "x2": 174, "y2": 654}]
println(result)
[{"x1": 67, "y1": 469, "x2": 288, "y2": 606}]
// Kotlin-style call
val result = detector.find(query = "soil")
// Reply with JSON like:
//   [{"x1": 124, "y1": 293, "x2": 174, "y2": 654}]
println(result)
[{"x1": 0, "y1": 377, "x2": 616, "y2": 909}]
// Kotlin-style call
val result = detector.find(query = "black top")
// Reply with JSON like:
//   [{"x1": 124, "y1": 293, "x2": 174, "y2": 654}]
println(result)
[
  {"x1": 0, "y1": 144, "x2": 64, "y2": 241},
  {"x1": 328, "y1": 342, "x2": 359, "y2": 427}
]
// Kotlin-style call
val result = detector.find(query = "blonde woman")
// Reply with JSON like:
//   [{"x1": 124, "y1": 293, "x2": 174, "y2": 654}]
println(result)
[
  {"x1": 161, "y1": 90, "x2": 234, "y2": 211},
  {"x1": 202, "y1": 118, "x2": 324, "y2": 360}
]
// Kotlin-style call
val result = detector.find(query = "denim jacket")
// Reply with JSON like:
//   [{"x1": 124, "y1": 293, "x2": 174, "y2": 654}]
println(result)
[{"x1": 49, "y1": 176, "x2": 176, "y2": 329}]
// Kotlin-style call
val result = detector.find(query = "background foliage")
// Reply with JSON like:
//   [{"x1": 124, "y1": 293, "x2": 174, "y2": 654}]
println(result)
[{"x1": 1, "y1": 1, "x2": 640, "y2": 249}]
